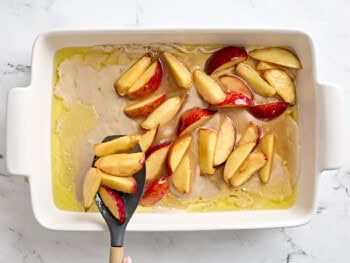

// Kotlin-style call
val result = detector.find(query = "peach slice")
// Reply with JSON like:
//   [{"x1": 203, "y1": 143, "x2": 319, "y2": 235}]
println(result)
[
  {"x1": 205, "y1": 46, "x2": 248, "y2": 75},
  {"x1": 249, "y1": 47, "x2": 302, "y2": 69},
  {"x1": 114, "y1": 53, "x2": 152, "y2": 96},
  {"x1": 127, "y1": 59, "x2": 163, "y2": 99},
  {"x1": 223, "y1": 142, "x2": 256, "y2": 183},
  {"x1": 83, "y1": 167, "x2": 102, "y2": 210},
  {"x1": 94, "y1": 132, "x2": 141, "y2": 157},
  {"x1": 162, "y1": 52, "x2": 192, "y2": 89},
  {"x1": 140, "y1": 176, "x2": 170, "y2": 207},
  {"x1": 124, "y1": 93, "x2": 166, "y2": 118},
  {"x1": 236, "y1": 63, "x2": 276, "y2": 97},
  {"x1": 171, "y1": 152, "x2": 191, "y2": 194},
  {"x1": 248, "y1": 101, "x2": 289, "y2": 121},
  {"x1": 263, "y1": 69, "x2": 296, "y2": 104},
  {"x1": 177, "y1": 107, "x2": 216, "y2": 136},
  {"x1": 145, "y1": 142, "x2": 172, "y2": 183},
  {"x1": 237, "y1": 122, "x2": 260, "y2": 147},
  {"x1": 256, "y1": 61, "x2": 277, "y2": 71},
  {"x1": 241, "y1": 57, "x2": 258, "y2": 71},
  {"x1": 98, "y1": 186, "x2": 126, "y2": 224},
  {"x1": 218, "y1": 74, "x2": 253, "y2": 99},
  {"x1": 229, "y1": 150, "x2": 267, "y2": 188},
  {"x1": 198, "y1": 128, "x2": 218, "y2": 175},
  {"x1": 166, "y1": 134, "x2": 193, "y2": 176},
  {"x1": 258, "y1": 133, "x2": 276, "y2": 184},
  {"x1": 141, "y1": 96, "x2": 185, "y2": 130},
  {"x1": 139, "y1": 126, "x2": 159, "y2": 152},
  {"x1": 193, "y1": 70, "x2": 226, "y2": 104},
  {"x1": 94, "y1": 152, "x2": 145, "y2": 177},
  {"x1": 101, "y1": 173, "x2": 137, "y2": 194},
  {"x1": 209, "y1": 91, "x2": 253, "y2": 108},
  {"x1": 213, "y1": 116, "x2": 236, "y2": 166}
]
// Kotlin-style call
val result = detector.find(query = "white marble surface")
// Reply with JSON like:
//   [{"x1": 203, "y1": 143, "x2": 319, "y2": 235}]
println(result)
[{"x1": 1, "y1": 0, "x2": 350, "y2": 262}]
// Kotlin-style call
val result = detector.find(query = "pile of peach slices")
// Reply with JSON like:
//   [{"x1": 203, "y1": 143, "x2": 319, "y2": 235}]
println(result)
[
  {"x1": 83, "y1": 133, "x2": 144, "y2": 223},
  {"x1": 83, "y1": 45, "x2": 302, "y2": 218}
]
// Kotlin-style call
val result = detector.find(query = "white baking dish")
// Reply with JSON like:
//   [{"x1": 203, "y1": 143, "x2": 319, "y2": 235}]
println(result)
[{"x1": 6, "y1": 29, "x2": 344, "y2": 231}]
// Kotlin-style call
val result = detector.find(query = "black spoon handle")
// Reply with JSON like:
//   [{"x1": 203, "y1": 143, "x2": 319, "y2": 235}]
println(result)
[{"x1": 110, "y1": 247, "x2": 123, "y2": 263}]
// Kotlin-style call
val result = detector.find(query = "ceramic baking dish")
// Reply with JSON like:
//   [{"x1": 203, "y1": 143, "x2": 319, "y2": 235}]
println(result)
[{"x1": 6, "y1": 29, "x2": 344, "y2": 231}]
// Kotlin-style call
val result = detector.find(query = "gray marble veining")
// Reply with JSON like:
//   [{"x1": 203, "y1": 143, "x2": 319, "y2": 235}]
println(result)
[{"x1": 1, "y1": 0, "x2": 349, "y2": 262}]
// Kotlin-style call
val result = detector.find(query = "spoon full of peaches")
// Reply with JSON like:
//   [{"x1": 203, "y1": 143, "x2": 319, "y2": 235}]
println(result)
[{"x1": 83, "y1": 133, "x2": 146, "y2": 263}]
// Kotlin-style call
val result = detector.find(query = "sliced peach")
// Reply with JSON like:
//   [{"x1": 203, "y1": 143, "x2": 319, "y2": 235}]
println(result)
[
  {"x1": 171, "y1": 152, "x2": 191, "y2": 194},
  {"x1": 127, "y1": 59, "x2": 163, "y2": 99},
  {"x1": 256, "y1": 61, "x2": 277, "y2": 71},
  {"x1": 248, "y1": 101, "x2": 289, "y2": 121},
  {"x1": 198, "y1": 128, "x2": 217, "y2": 175},
  {"x1": 83, "y1": 167, "x2": 102, "y2": 211},
  {"x1": 162, "y1": 52, "x2": 192, "y2": 89},
  {"x1": 236, "y1": 63, "x2": 276, "y2": 97},
  {"x1": 193, "y1": 70, "x2": 226, "y2": 104},
  {"x1": 249, "y1": 47, "x2": 302, "y2": 69},
  {"x1": 263, "y1": 69, "x2": 296, "y2": 104},
  {"x1": 258, "y1": 133, "x2": 276, "y2": 184},
  {"x1": 237, "y1": 122, "x2": 260, "y2": 147},
  {"x1": 241, "y1": 57, "x2": 258, "y2": 71},
  {"x1": 140, "y1": 176, "x2": 170, "y2": 207},
  {"x1": 124, "y1": 93, "x2": 166, "y2": 118},
  {"x1": 141, "y1": 96, "x2": 185, "y2": 130},
  {"x1": 218, "y1": 74, "x2": 253, "y2": 99},
  {"x1": 94, "y1": 133, "x2": 141, "y2": 157},
  {"x1": 229, "y1": 150, "x2": 267, "y2": 188},
  {"x1": 166, "y1": 134, "x2": 193, "y2": 176},
  {"x1": 139, "y1": 126, "x2": 159, "y2": 152},
  {"x1": 94, "y1": 152, "x2": 145, "y2": 177},
  {"x1": 177, "y1": 107, "x2": 216, "y2": 136},
  {"x1": 209, "y1": 91, "x2": 253, "y2": 108},
  {"x1": 114, "y1": 54, "x2": 152, "y2": 96},
  {"x1": 101, "y1": 173, "x2": 137, "y2": 194},
  {"x1": 98, "y1": 186, "x2": 126, "y2": 223},
  {"x1": 213, "y1": 115, "x2": 236, "y2": 166},
  {"x1": 223, "y1": 142, "x2": 256, "y2": 183},
  {"x1": 205, "y1": 46, "x2": 248, "y2": 75},
  {"x1": 145, "y1": 142, "x2": 172, "y2": 183}
]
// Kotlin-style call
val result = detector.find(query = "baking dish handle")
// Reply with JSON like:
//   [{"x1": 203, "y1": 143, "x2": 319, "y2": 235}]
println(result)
[
  {"x1": 6, "y1": 86, "x2": 34, "y2": 177},
  {"x1": 318, "y1": 83, "x2": 344, "y2": 171}
]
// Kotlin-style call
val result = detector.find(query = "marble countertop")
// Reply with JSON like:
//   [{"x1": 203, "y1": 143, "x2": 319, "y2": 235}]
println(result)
[{"x1": 1, "y1": 0, "x2": 349, "y2": 262}]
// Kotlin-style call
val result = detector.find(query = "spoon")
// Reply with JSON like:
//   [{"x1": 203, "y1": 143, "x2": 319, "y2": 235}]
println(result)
[{"x1": 93, "y1": 135, "x2": 146, "y2": 263}]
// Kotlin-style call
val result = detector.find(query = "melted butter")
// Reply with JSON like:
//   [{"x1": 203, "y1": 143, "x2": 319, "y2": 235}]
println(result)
[
  {"x1": 52, "y1": 44, "x2": 300, "y2": 213},
  {"x1": 52, "y1": 46, "x2": 139, "y2": 211},
  {"x1": 52, "y1": 97, "x2": 98, "y2": 210}
]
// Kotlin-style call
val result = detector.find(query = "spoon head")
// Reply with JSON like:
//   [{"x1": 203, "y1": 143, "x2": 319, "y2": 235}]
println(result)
[{"x1": 94, "y1": 135, "x2": 146, "y2": 247}]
